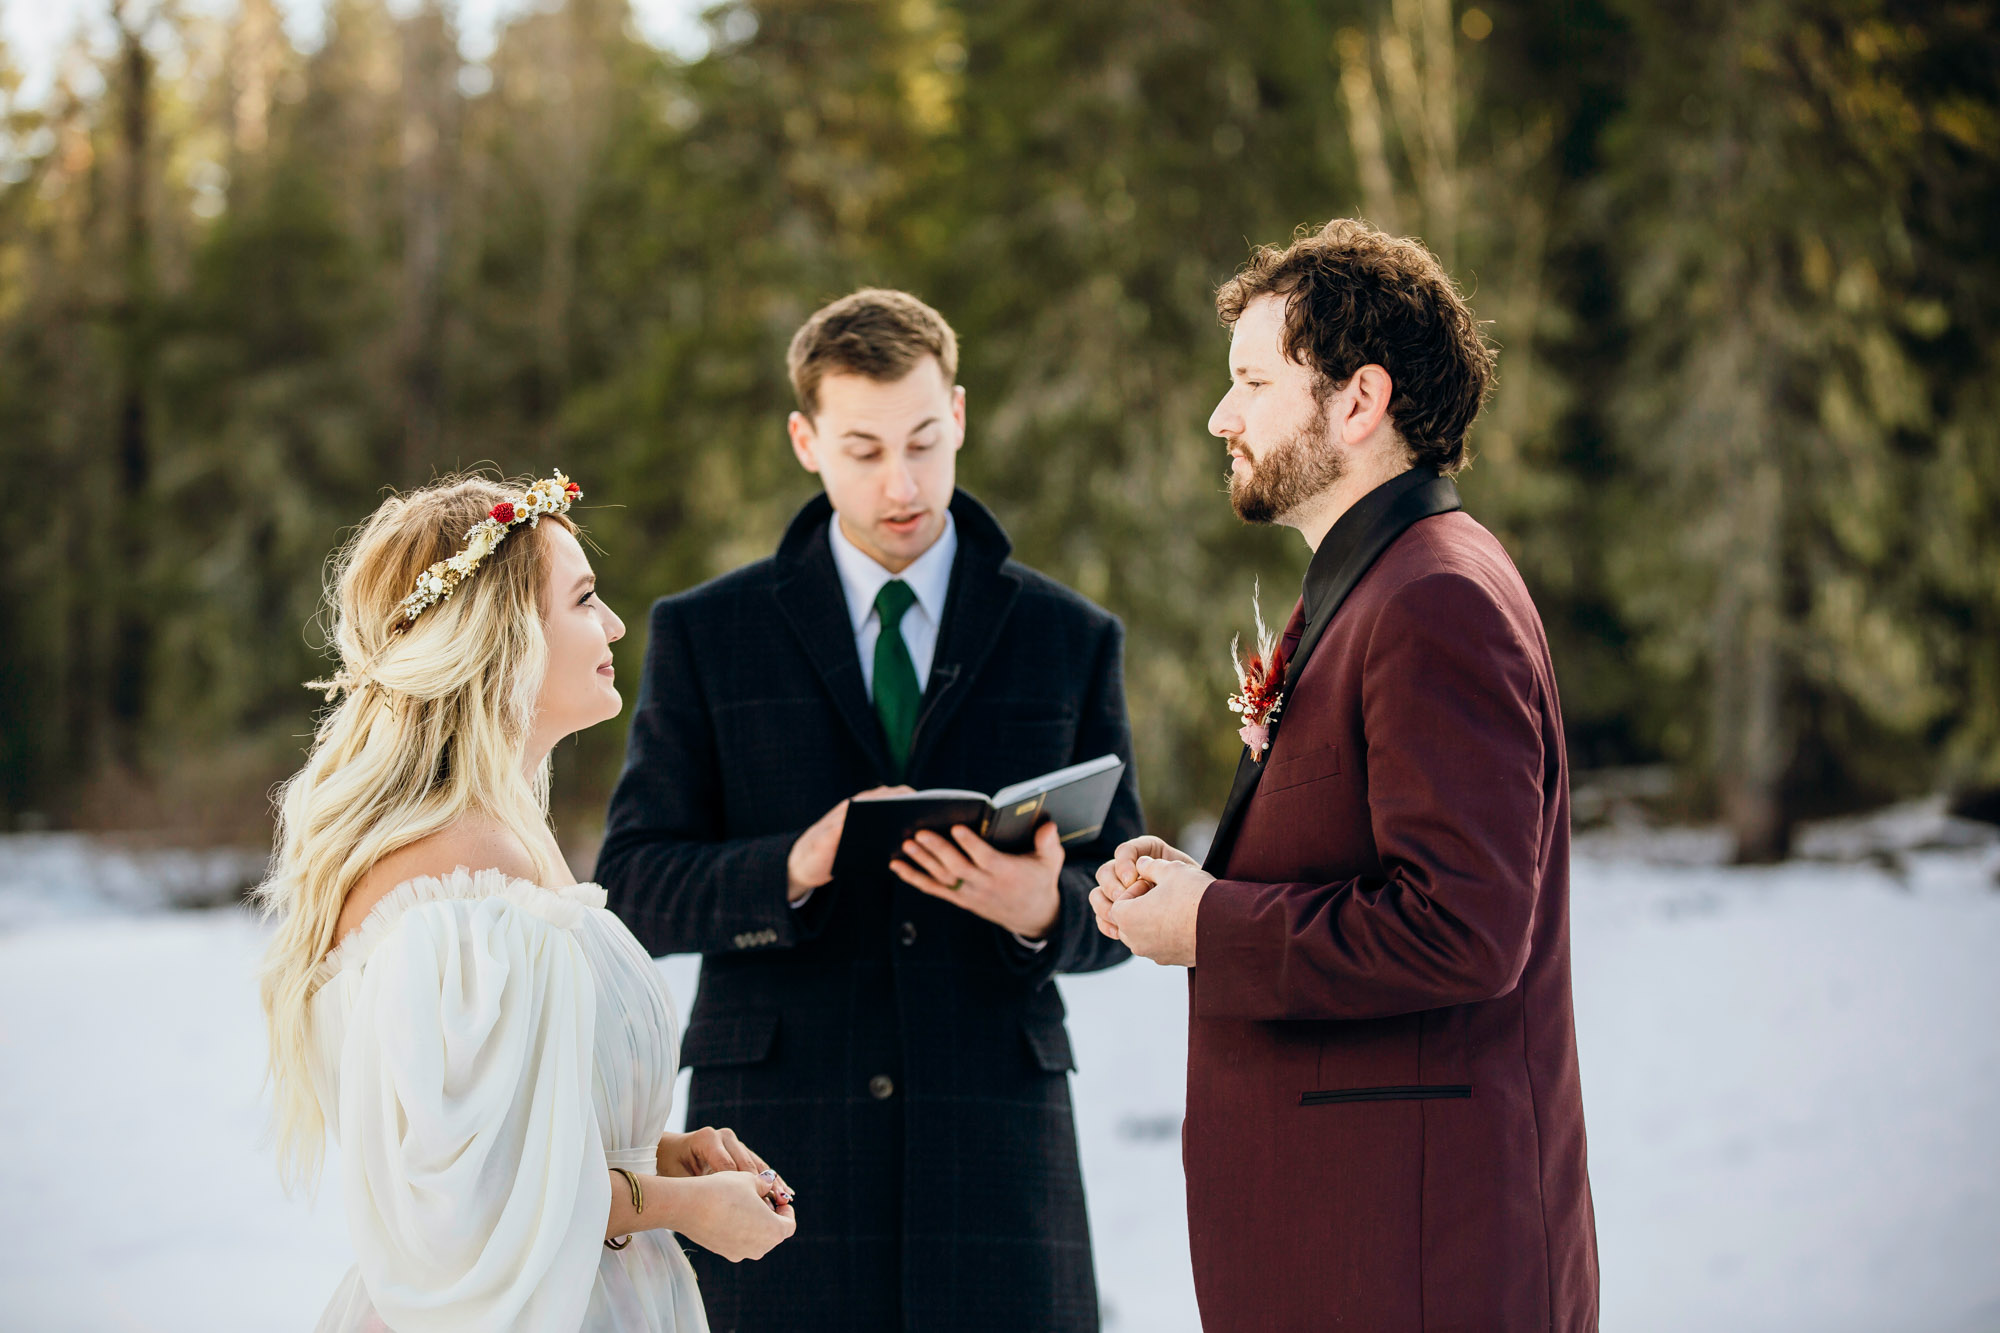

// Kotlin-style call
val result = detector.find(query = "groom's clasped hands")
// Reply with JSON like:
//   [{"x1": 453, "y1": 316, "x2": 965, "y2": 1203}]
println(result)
[{"x1": 1089, "y1": 836, "x2": 1214, "y2": 967}]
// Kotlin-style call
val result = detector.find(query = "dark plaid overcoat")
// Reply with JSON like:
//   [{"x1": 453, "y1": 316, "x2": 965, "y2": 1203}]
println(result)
[{"x1": 595, "y1": 489, "x2": 1140, "y2": 1333}]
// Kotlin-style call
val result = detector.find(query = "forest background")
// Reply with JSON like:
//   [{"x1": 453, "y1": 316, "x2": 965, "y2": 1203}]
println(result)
[{"x1": 1, "y1": 0, "x2": 1995, "y2": 864}]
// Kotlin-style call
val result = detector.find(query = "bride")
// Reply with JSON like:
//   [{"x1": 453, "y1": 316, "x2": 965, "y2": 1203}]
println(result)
[{"x1": 256, "y1": 472, "x2": 793, "y2": 1331}]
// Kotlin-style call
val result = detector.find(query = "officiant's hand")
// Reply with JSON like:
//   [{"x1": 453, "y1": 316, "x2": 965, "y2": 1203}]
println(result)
[
  {"x1": 890, "y1": 819, "x2": 1064, "y2": 939},
  {"x1": 1104, "y1": 856, "x2": 1212, "y2": 967},
  {"x1": 787, "y1": 786, "x2": 912, "y2": 902},
  {"x1": 1090, "y1": 835, "x2": 1199, "y2": 940}
]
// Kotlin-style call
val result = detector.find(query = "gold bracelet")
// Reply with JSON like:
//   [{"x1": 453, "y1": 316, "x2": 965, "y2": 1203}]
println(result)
[
  {"x1": 612, "y1": 1166, "x2": 646, "y2": 1213},
  {"x1": 605, "y1": 1167, "x2": 646, "y2": 1250}
]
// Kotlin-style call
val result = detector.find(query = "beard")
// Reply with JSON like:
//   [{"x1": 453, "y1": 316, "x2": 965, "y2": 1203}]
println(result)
[{"x1": 1228, "y1": 406, "x2": 1345, "y2": 525}]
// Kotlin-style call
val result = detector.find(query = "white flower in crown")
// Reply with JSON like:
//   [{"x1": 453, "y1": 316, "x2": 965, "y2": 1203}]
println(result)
[{"x1": 393, "y1": 471, "x2": 582, "y2": 627}]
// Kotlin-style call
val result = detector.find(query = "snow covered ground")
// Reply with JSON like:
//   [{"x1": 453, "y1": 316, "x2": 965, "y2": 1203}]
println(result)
[{"x1": 2, "y1": 818, "x2": 1998, "y2": 1332}]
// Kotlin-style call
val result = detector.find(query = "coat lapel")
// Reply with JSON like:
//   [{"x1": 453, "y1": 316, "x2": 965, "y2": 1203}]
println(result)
[
  {"x1": 1202, "y1": 473, "x2": 1463, "y2": 873},
  {"x1": 771, "y1": 496, "x2": 897, "y2": 782},
  {"x1": 769, "y1": 490, "x2": 1023, "y2": 787},
  {"x1": 905, "y1": 492, "x2": 1022, "y2": 781}
]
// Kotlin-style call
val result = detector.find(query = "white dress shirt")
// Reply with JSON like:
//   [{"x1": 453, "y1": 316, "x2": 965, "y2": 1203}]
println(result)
[
  {"x1": 828, "y1": 509, "x2": 957, "y2": 700},
  {"x1": 805, "y1": 510, "x2": 1048, "y2": 950}
]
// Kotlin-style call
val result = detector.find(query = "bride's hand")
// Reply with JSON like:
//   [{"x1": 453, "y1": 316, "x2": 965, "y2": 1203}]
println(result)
[
  {"x1": 657, "y1": 1125, "x2": 751, "y2": 1176},
  {"x1": 658, "y1": 1127, "x2": 794, "y2": 1197},
  {"x1": 671, "y1": 1171, "x2": 797, "y2": 1263}
]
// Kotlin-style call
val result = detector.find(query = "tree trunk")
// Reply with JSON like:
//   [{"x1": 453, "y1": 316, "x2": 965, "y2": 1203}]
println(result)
[
  {"x1": 1710, "y1": 356, "x2": 1791, "y2": 865},
  {"x1": 397, "y1": 3, "x2": 456, "y2": 473},
  {"x1": 108, "y1": 4, "x2": 153, "y2": 767}
]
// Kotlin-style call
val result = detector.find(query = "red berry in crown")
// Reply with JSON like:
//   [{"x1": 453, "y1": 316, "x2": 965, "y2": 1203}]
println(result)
[{"x1": 386, "y1": 470, "x2": 578, "y2": 630}]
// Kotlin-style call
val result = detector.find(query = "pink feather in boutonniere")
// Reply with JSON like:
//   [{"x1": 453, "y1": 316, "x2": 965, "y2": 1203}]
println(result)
[{"x1": 1227, "y1": 579, "x2": 1288, "y2": 761}]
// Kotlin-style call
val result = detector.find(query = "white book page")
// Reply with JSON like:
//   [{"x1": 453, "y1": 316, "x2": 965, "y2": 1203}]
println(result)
[
  {"x1": 853, "y1": 788, "x2": 989, "y2": 803},
  {"x1": 991, "y1": 753, "x2": 1122, "y2": 809}
]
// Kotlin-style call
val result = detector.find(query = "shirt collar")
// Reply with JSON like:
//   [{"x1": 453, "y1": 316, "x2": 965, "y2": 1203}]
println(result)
[
  {"x1": 1300, "y1": 465, "x2": 1439, "y2": 626},
  {"x1": 828, "y1": 509, "x2": 959, "y2": 632}
]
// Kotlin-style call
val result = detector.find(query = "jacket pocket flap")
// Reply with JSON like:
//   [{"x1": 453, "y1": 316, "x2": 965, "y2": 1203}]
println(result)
[
  {"x1": 1020, "y1": 1017, "x2": 1077, "y2": 1073},
  {"x1": 1260, "y1": 742, "x2": 1341, "y2": 795},
  {"x1": 680, "y1": 1011, "x2": 780, "y2": 1069},
  {"x1": 1300, "y1": 1084, "x2": 1471, "y2": 1105}
]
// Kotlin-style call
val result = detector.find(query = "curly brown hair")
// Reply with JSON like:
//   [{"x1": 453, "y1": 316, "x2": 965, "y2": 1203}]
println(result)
[{"x1": 1215, "y1": 219, "x2": 1494, "y2": 476}]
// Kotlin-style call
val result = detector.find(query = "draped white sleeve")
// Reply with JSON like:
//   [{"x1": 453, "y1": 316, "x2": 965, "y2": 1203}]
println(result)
[{"x1": 333, "y1": 893, "x2": 609, "y2": 1333}]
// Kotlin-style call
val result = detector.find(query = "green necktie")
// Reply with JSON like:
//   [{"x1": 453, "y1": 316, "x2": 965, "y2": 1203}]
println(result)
[{"x1": 872, "y1": 579, "x2": 921, "y2": 778}]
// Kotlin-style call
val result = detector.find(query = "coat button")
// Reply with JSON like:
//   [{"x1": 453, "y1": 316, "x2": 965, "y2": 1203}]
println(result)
[
  {"x1": 899, "y1": 920, "x2": 917, "y2": 946},
  {"x1": 868, "y1": 1075, "x2": 895, "y2": 1100}
]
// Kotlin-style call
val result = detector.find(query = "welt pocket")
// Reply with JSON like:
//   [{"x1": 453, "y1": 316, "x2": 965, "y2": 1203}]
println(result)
[
  {"x1": 680, "y1": 1011, "x2": 779, "y2": 1069},
  {"x1": 1299, "y1": 1084, "x2": 1471, "y2": 1106},
  {"x1": 1259, "y1": 742, "x2": 1341, "y2": 795}
]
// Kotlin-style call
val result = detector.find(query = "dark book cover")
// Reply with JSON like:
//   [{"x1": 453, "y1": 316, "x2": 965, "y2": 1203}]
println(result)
[{"x1": 831, "y1": 754, "x2": 1125, "y2": 879}]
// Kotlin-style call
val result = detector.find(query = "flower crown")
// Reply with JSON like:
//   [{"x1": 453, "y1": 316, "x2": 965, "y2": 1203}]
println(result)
[
  {"x1": 306, "y1": 471, "x2": 580, "y2": 701},
  {"x1": 395, "y1": 471, "x2": 582, "y2": 628}
]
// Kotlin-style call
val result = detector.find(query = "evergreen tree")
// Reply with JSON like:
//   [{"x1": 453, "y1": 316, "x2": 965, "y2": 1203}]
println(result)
[
  {"x1": 1602, "y1": 0, "x2": 2000, "y2": 858},
  {"x1": 1, "y1": 0, "x2": 1992, "y2": 853}
]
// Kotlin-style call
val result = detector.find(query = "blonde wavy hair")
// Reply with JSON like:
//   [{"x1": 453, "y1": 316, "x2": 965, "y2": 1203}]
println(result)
[{"x1": 255, "y1": 473, "x2": 574, "y2": 1190}]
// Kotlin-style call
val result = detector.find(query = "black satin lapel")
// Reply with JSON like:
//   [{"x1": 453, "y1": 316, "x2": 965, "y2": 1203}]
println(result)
[
  {"x1": 1280, "y1": 475, "x2": 1462, "y2": 690},
  {"x1": 1200, "y1": 475, "x2": 1463, "y2": 875},
  {"x1": 772, "y1": 540, "x2": 896, "y2": 782},
  {"x1": 904, "y1": 557, "x2": 1022, "y2": 780}
]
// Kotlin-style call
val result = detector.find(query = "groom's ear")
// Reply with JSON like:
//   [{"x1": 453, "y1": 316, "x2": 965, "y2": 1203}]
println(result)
[
  {"x1": 951, "y1": 385, "x2": 967, "y2": 448},
  {"x1": 1336, "y1": 363, "x2": 1396, "y2": 447},
  {"x1": 788, "y1": 410, "x2": 823, "y2": 474}
]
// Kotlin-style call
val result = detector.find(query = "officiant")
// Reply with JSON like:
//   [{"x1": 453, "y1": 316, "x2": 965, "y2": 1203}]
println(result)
[{"x1": 595, "y1": 288, "x2": 1141, "y2": 1333}]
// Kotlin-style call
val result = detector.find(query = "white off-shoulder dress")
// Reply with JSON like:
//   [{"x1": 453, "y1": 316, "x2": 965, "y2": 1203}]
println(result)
[{"x1": 308, "y1": 868, "x2": 709, "y2": 1333}]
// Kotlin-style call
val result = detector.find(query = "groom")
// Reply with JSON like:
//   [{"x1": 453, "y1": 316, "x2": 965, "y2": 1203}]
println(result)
[
  {"x1": 1094, "y1": 220, "x2": 1598, "y2": 1329},
  {"x1": 597, "y1": 288, "x2": 1142, "y2": 1332}
]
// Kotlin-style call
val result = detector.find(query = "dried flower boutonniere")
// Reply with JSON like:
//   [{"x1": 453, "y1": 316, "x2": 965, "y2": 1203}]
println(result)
[{"x1": 1227, "y1": 580, "x2": 1288, "y2": 761}]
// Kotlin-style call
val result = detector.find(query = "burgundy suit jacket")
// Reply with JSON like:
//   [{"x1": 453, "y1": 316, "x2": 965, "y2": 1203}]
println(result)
[{"x1": 1187, "y1": 505, "x2": 1598, "y2": 1331}]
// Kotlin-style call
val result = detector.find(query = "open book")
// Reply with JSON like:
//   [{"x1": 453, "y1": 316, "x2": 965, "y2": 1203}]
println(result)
[{"x1": 831, "y1": 753, "x2": 1125, "y2": 878}]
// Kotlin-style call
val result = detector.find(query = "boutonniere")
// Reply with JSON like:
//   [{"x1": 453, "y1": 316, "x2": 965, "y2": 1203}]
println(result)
[{"x1": 1227, "y1": 580, "x2": 1288, "y2": 761}]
